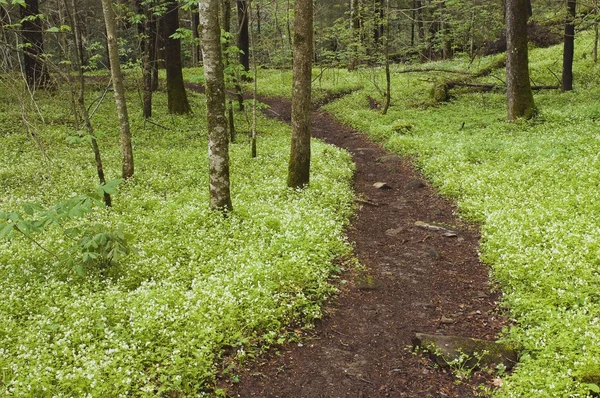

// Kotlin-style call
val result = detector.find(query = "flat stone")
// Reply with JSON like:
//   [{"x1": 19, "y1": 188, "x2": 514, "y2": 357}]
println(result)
[
  {"x1": 404, "y1": 179, "x2": 426, "y2": 190},
  {"x1": 373, "y1": 182, "x2": 392, "y2": 189},
  {"x1": 412, "y1": 333, "x2": 519, "y2": 370},
  {"x1": 440, "y1": 316, "x2": 455, "y2": 324}
]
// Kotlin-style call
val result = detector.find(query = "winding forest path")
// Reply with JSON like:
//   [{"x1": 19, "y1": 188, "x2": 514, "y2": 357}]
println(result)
[
  {"x1": 183, "y1": 80, "x2": 507, "y2": 397},
  {"x1": 219, "y1": 96, "x2": 506, "y2": 397}
]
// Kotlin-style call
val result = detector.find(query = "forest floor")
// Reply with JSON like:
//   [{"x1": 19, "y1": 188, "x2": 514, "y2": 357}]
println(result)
[{"x1": 184, "y1": 84, "x2": 508, "y2": 397}]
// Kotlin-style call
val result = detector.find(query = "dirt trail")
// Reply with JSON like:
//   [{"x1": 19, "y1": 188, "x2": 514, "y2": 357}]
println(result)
[{"x1": 189, "y1": 86, "x2": 506, "y2": 397}]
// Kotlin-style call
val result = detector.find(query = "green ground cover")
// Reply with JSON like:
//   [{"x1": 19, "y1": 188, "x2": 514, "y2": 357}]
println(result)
[
  {"x1": 320, "y1": 31, "x2": 600, "y2": 397},
  {"x1": 0, "y1": 83, "x2": 354, "y2": 396}
]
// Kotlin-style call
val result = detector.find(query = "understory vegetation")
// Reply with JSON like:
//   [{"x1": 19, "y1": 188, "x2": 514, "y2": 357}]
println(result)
[
  {"x1": 0, "y1": 84, "x2": 354, "y2": 396},
  {"x1": 316, "y1": 31, "x2": 600, "y2": 397}
]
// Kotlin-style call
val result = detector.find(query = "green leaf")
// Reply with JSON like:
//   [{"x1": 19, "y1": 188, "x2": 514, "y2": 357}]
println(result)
[
  {"x1": 0, "y1": 223, "x2": 13, "y2": 238},
  {"x1": 46, "y1": 26, "x2": 60, "y2": 33},
  {"x1": 587, "y1": 383, "x2": 600, "y2": 393}
]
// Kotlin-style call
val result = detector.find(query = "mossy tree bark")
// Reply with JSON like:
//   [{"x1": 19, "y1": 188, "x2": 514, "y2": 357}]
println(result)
[
  {"x1": 20, "y1": 0, "x2": 53, "y2": 90},
  {"x1": 101, "y1": 0, "x2": 134, "y2": 179},
  {"x1": 164, "y1": 0, "x2": 191, "y2": 115},
  {"x1": 287, "y1": 0, "x2": 312, "y2": 189},
  {"x1": 562, "y1": 0, "x2": 576, "y2": 91},
  {"x1": 505, "y1": 0, "x2": 536, "y2": 120},
  {"x1": 199, "y1": 0, "x2": 233, "y2": 211}
]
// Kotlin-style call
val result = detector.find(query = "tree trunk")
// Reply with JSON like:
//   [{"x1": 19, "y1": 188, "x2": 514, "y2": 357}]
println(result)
[
  {"x1": 287, "y1": 0, "x2": 313, "y2": 189},
  {"x1": 191, "y1": 8, "x2": 201, "y2": 66},
  {"x1": 20, "y1": 0, "x2": 53, "y2": 90},
  {"x1": 237, "y1": 0, "x2": 250, "y2": 73},
  {"x1": 505, "y1": 0, "x2": 536, "y2": 120},
  {"x1": 410, "y1": 0, "x2": 415, "y2": 47},
  {"x1": 562, "y1": 0, "x2": 576, "y2": 91},
  {"x1": 382, "y1": 0, "x2": 391, "y2": 115},
  {"x1": 0, "y1": 6, "x2": 13, "y2": 71},
  {"x1": 101, "y1": 0, "x2": 135, "y2": 179},
  {"x1": 151, "y1": 17, "x2": 159, "y2": 91},
  {"x1": 66, "y1": 0, "x2": 111, "y2": 206},
  {"x1": 349, "y1": 0, "x2": 361, "y2": 70},
  {"x1": 373, "y1": 0, "x2": 384, "y2": 45},
  {"x1": 416, "y1": 0, "x2": 424, "y2": 41},
  {"x1": 142, "y1": 11, "x2": 154, "y2": 118},
  {"x1": 164, "y1": 0, "x2": 191, "y2": 114},
  {"x1": 199, "y1": 0, "x2": 233, "y2": 211}
]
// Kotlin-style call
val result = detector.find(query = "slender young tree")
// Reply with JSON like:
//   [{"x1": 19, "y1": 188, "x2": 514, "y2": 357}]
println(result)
[
  {"x1": 164, "y1": 0, "x2": 191, "y2": 114},
  {"x1": 505, "y1": 0, "x2": 536, "y2": 120},
  {"x1": 562, "y1": 0, "x2": 576, "y2": 91},
  {"x1": 287, "y1": 0, "x2": 313, "y2": 188},
  {"x1": 20, "y1": 0, "x2": 53, "y2": 89},
  {"x1": 101, "y1": 0, "x2": 135, "y2": 179},
  {"x1": 65, "y1": 0, "x2": 111, "y2": 206},
  {"x1": 199, "y1": 0, "x2": 233, "y2": 211},
  {"x1": 382, "y1": 0, "x2": 391, "y2": 115}
]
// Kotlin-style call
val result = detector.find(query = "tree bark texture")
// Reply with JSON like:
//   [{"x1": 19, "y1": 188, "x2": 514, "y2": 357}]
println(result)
[
  {"x1": 199, "y1": 0, "x2": 233, "y2": 211},
  {"x1": 562, "y1": 0, "x2": 576, "y2": 91},
  {"x1": 164, "y1": 0, "x2": 191, "y2": 114},
  {"x1": 287, "y1": 0, "x2": 313, "y2": 189},
  {"x1": 101, "y1": 0, "x2": 135, "y2": 179},
  {"x1": 505, "y1": 0, "x2": 536, "y2": 120},
  {"x1": 237, "y1": 0, "x2": 250, "y2": 73},
  {"x1": 20, "y1": 0, "x2": 52, "y2": 89}
]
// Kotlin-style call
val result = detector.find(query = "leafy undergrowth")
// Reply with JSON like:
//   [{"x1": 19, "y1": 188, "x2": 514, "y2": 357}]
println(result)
[
  {"x1": 321, "y1": 31, "x2": 600, "y2": 397},
  {"x1": 0, "y1": 81, "x2": 354, "y2": 396}
]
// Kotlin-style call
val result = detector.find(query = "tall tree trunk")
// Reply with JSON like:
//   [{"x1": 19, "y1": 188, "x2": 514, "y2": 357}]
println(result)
[
  {"x1": 151, "y1": 17, "x2": 159, "y2": 91},
  {"x1": 382, "y1": 0, "x2": 391, "y2": 115},
  {"x1": 199, "y1": 0, "x2": 233, "y2": 211},
  {"x1": 562, "y1": 0, "x2": 576, "y2": 91},
  {"x1": 65, "y1": 0, "x2": 111, "y2": 206},
  {"x1": 191, "y1": 8, "x2": 201, "y2": 66},
  {"x1": 101, "y1": 0, "x2": 135, "y2": 179},
  {"x1": 0, "y1": 6, "x2": 13, "y2": 71},
  {"x1": 163, "y1": 0, "x2": 191, "y2": 114},
  {"x1": 136, "y1": 0, "x2": 153, "y2": 118},
  {"x1": 20, "y1": 0, "x2": 53, "y2": 90},
  {"x1": 287, "y1": 0, "x2": 313, "y2": 188},
  {"x1": 415, "y1": 0, "x2": 424, "y2": 41},
  {"x1": 595, "y1": 17, "x2": 599, "y2": 63},
  {"x1": 142, "y1": 10, "x2": 155, "y2": 118},
  {"x1": 349, "y1": 0, "x2": 361, "y2": 70},
  {"x1": 373, "y1": 0, "x2": 384, "y2": 45},
  {"x1": 237, "y1": 0, "x2": 250, "y2": 73},
  {"x1": 410, "y1": 0, "x2": 415, "y2": 47},
  {"x1": 505, "y1": 0, "x2": 536, "y2": 120}
]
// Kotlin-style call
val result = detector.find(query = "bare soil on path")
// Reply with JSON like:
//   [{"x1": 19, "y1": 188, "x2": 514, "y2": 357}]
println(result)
[{"x1": 184, "y1": 84, "x2": 507, "y2": 397}]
